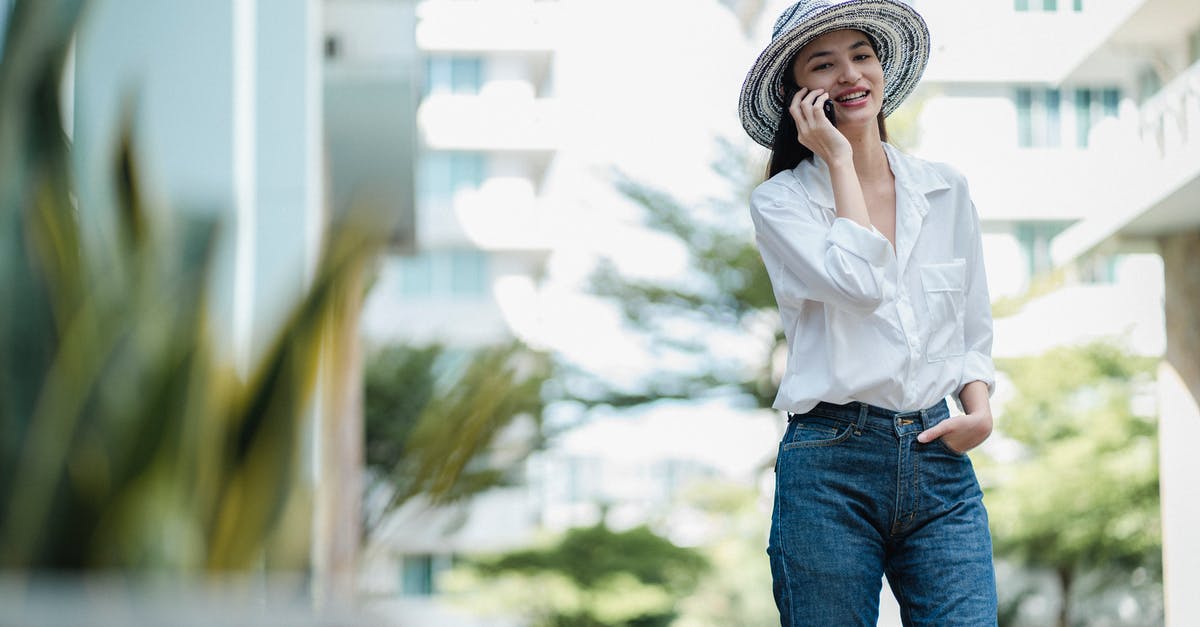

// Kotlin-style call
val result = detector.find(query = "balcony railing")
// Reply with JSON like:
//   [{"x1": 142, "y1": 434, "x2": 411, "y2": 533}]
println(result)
[
  {"x1": 418, "y1": 93, "x2": 559, "y2": 152},
  {"x1": 1138, "y1": 58, "x2": 1200, "y2": 160},
  {"x1": 416, "y1": 0, "x2": 560, "y2": 52}
]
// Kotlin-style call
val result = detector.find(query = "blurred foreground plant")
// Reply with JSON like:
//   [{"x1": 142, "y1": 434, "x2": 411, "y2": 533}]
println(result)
[{"x1": 0, "y1": 0, "x2": 387, "y2": 571}]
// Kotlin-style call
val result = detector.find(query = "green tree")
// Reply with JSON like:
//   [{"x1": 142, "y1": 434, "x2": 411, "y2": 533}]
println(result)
[
  {"x1": 451, "y1": 520, "x2": 709, "y2": 627},
  {"x1": 986, "y1": 341, "x2": 1162, "y2": 627},
  {"x1": 362, "y1": 341, "x2": 553, "y2": 533}
]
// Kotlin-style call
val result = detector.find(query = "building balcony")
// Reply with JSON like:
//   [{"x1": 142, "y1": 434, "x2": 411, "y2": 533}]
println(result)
[
  {"x1": 418, "y1": 93, "x2": 560, "y2": 152},
  {"x1": 1052, "y1": 57, "x2": 1200, "y2": 264},
  {"x1": 918, "y1": 0, "x2": 1146, "y2": 83},
  {"x1": 416, "y1": 0, "x2": 560, "y2": 53},
  {"x1": 420, "y1": 175, "x2": 553, "y2": 252}
]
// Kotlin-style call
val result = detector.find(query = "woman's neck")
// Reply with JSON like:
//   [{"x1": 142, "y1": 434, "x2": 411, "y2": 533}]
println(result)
[{"x1": 842, "y1": 122, "x2": 889, "y2": 181}]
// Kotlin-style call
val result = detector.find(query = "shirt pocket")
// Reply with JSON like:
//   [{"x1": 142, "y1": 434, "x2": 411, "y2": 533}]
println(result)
[{"x1": 920, "y1": 259, "x2": 967, "y2": 363}]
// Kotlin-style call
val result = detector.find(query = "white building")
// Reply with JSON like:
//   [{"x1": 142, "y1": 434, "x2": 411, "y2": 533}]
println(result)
[
  {"x1": 331, "y1": 0, "x2": 562, "y2": 622},
  {"x1": 912, "y1": 0, "x2": 1199, "y2": 624}
]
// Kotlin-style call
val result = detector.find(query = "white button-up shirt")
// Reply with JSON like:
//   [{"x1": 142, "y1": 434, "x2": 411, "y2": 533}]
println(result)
[{"x1": 749, "y1": 142, "x2": 995, "y2": 415}]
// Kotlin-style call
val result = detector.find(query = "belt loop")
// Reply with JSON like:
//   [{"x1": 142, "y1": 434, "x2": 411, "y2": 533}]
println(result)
[{"x1": 855, "y1": 402, "x2": 867, "y2": 435}]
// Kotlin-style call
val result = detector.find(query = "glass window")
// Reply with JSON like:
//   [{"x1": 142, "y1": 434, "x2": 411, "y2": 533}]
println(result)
[
  {"x1": 424, "y1": 56, "x2": 483, "y2": 96},
  {"x1": 1075, "y1": 88, "x2": 1092, "y2": 147},
  {"x1": 1073, "y1": 0, "x2": 1083, "y2": 11},
  {"x1": 1137, "y1": 67, "x2": 1161, "y2": 102},
  {"x1": 1043, "y1": 0, "x2": 1058, "y2": 10},
  {"x1": 419, "y1": 152, "x2": 486, "y2": 208},
  {"x1": 401, "y1": 554, "x2": 434, "y2": 596},
  {"x1": 1016, "y1": 88, "x2": 1033, "y2": 148},
  {"x1": 397, "y1": 250, "x2": 489, "y2": 298},
  {"x1": 1044, "y1": 89, "x2": 1061, "y2": 147},
  {"x1": 449, "y1": 250, "x2": 488, "y2": 295},
  {"x1": 1101, "y1": 88, "x2": 1120, "y2": 117},
  {"x1": 1188, "y1": 27, "x2": 1200, "y2": 64},
  {"x1": 1014, "y1": 0, "x2": 1030, "y2": 11}
]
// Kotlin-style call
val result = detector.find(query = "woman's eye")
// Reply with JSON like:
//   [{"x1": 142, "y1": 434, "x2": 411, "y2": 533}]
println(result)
[{"x1": 814, "y1": 63, "x2": 831, "y2": 71}]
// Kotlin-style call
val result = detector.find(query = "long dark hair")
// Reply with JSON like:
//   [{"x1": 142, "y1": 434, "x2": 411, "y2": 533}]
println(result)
[{"x1": 765, "y1": 73, "x2": 888, "y2": 180}]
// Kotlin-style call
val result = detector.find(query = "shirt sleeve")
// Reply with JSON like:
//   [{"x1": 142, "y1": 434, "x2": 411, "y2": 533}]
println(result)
[
  {"x1": 954, "y1": 198, "x2": 996, "y2": 412},
  {"x1": 749, "y1": 183, "x2": 895, "y2": 314}
]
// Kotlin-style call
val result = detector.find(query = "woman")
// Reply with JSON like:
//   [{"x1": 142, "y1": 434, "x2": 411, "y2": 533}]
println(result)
[{"x1": 738, "y1": 1, "x2": 999, "y2": 625}]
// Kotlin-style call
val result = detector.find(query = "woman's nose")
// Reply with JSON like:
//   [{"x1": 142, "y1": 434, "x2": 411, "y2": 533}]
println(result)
[{"x1": 840, "y1": 64, "x2": 861, "y2": 83}]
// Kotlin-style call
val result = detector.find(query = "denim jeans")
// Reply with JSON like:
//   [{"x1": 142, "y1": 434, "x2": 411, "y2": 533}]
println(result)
[{"x1": 767, "y1": 399, "x2": 998, "y2": 626}]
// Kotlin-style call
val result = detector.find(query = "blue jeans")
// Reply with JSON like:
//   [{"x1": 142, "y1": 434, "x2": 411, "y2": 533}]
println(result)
[{"x1": 767, "y1": 399, "x2": 997, "y2": 626}]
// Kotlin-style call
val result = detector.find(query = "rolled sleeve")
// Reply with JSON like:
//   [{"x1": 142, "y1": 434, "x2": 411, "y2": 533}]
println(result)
[
  {"x1": 750, "y1": 188, "x2": 895, "y2": 314},
  {"x1": 955, "y1": 351, "x2": 996, "y2": 413}
]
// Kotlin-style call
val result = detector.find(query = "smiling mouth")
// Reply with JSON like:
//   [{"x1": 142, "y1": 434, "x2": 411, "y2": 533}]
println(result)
[{"x1": 835, "y1": 91, "x2": 869, "y2": 103}]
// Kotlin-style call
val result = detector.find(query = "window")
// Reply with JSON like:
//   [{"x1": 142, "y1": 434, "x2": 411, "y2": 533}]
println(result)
[
  {"x1": 396, "y1": 250, "x2": 490, "y2": 298},
  {"x1": 425, "y1": 56, "x2": 483, "y2": 96},
  {"x1": 1073, "y1": 0, "x2": 1083, "y2": 11},
  {"x1": 1015, "y1": 88, "x2": 1064, "y2": 148},
  {"x1": 1074, "y1": 88, "x2": 1091, "y2": 147},
  {"x1": 1014, "y1": 0, "x2": 1030, "y2": 11},
  {"x1": 1016, "y1": 88, "x2": 1033, "y2": 147},
  {"x1": 1188, "y1": 26, "x2": 1200, "y2": 64},
  {"x1": 1043, "y1": 0, "x2": 1057, "y2": 10},
  {"x1": 1044, "y1": 89, "x2": 1061, "y2": 147},
  {"x1": 419, "y1": 152, "x2": 486, "y2": 208},
  {"x1": 1015, "y1": 222, "x2": 1073, "y2": 277},
  {"x1": 401, "y1": 555, "x2": 433, "y2": 596},
  {"x1": 1073, "y1": 87, "x2": 1121, "y2": 147},
  {"x1": 1101, "y1": 88, "x2": 1120, "y2": 117}
]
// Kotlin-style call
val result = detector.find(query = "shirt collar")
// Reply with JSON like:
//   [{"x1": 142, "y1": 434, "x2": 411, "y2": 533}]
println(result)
[{"x1": 791, "y1": 142, "x2": 951, "y2": 216}]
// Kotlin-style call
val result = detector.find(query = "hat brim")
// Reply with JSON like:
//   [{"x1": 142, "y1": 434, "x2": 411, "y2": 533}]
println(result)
[{"x1": 739, "y1": 0, "x2": 930, "y2": 148}]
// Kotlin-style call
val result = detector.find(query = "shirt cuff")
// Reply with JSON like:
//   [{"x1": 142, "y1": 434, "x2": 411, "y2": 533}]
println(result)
[
  {"x1": 827, "y1": 217, "x2": 892, "y2": 268},
  {"x1": 954, "y1": 350, "x2": 996, "y2": 413}
]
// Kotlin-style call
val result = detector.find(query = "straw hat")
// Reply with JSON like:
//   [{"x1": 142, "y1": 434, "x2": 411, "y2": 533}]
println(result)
[{"x1": 739, "y1": 0, "x2": 930, "y2": 148}]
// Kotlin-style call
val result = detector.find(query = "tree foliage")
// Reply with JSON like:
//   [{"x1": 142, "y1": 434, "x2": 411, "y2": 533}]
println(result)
[
  {"x1": 362, "y1": 341, "x2": 553, "y2": 530},
  {"x1": 986, "y1": 341, "x2": 1161, "y2": 626},
  {"x1": 460, "y1": 520, "x2": 709, "y2": 627},
  {"x1": 585, "y1": 138, "x2": 781, "y2": 408}
]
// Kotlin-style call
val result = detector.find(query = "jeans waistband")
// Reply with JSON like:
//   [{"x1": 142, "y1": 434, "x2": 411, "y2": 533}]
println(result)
[{"x1": 789, "y1": 399, "x2": 950, "y2": 433}]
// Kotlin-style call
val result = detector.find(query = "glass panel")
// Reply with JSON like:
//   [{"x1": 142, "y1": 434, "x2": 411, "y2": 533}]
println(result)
[
  {"x1": 401, "y1": 555, "x2": 434, "y2": 596},
  {"x1": 1016, "y1": 88, "x2": 1033, "y2": 147},
  {"x1": 1043, "y1": 0, "x2": 1058, "y2": 10},
  {"x1": 1073, "y1": 0, "x2": 1083, "y2": 11},
  {"x1": 450, "y1": 250, "x2": 488, "y2": 295},
  {"x1": 451, "y1": 57, "x2": 482, "y2": 94},
  {"x1": 398, "y1": 254, "x2": 433, "y2": 296},
  {"x1": 1101, "y1": 88, "x2": 1120, "y2": 117},
  {"x1": 1075, "y1": 88, "x2": 1091, "y2": 147},
  {"x1": 1044, "y1": 88, "x2": 1061, "y2": 147},
  {"x1": 1188, "y1": 27, "x2": 1200, "y2": 64},
  {"x1": 1014, "y1": 0, "x2": 1030, "y2": 11}
]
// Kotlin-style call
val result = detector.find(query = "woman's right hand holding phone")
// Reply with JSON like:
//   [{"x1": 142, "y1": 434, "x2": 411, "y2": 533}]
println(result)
[{"x1": 789, "y1": 87, "x2": 851, "y2": 165}]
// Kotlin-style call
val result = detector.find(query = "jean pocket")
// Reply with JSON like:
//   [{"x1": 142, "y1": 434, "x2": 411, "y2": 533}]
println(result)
[
  {"x1": 782, "y1": 415, "x2": 854, "y2": 450},
  {"x1": 920, "y1": 259, "x2": 967, "y2": 363},
  {"x1": 933, "y1": 436, "x2": 968, "y2": 457}
]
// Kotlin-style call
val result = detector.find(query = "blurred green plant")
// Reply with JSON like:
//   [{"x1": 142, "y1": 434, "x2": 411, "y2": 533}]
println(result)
[
  {"x1": 447, "y1": 519, "x2": 709, "y2": 627},
  {"x1": 0, "y1": 0, "x2": 387, "y2": 571},
  {"x1": 362, "y1": 341, "x2": 552, "y2": 532},
  {"x1": 985, "y1": 341, "x2": 1162, "y2": 627}
]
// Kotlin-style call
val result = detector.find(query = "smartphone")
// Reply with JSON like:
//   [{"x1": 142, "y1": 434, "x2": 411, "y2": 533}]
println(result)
[
  {"x1": 783, "y1": 84, "x2": 837, "y2": 127},
  {"x1": 823, "y1": 98, "x2": 837, "y2": 127}
]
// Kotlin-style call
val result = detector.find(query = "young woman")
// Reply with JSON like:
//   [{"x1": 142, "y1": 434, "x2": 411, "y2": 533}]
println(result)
[{"x1": 738, "y1": 1, "x2": 999, "y2": 624}]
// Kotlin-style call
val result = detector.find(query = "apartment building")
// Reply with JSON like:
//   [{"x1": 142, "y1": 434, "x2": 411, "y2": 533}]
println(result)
[
  {"x1": 912, "y1": 1, "x2": 1200, "y2": 624},
  {"x1": 323, "y1": 0, "x2": 560, "y2": 622}
]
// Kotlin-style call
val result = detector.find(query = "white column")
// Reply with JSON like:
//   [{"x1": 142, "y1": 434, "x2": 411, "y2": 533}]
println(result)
[
  {"x1": 1159, "y1": 363, "x2": 1200, "y2": 627},
  {"x1": 72, "y1": 0, "x2": 251, "y2": 368}
]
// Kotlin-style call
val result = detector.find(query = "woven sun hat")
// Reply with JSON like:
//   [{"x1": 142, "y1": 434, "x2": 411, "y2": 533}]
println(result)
[{"x1": 739, "y1": 0, "x2": 930, "y2": 148}]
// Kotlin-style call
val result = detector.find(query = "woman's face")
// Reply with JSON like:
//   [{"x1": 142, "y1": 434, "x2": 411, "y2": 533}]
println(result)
[{"x1": 790, "y1": 29, "x2": 885, "y2": 128}]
